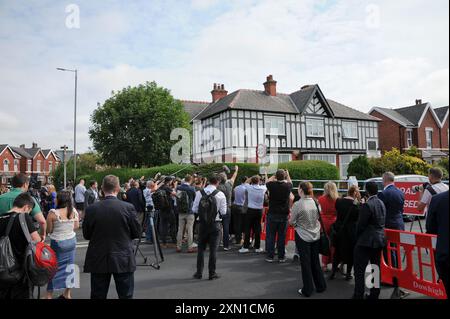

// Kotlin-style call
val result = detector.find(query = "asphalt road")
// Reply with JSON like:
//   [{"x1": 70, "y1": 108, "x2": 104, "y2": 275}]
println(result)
[{"x1": 59, "y1": 220, "x2": 431, "y2": 299}]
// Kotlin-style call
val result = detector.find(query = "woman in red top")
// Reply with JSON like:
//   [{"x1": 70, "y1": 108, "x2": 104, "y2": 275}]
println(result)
[{"x1": 318, "y1": 182, "x2": 339, "y2": 271}]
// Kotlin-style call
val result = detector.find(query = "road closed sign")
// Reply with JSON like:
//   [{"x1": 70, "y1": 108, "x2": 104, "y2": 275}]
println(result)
[{"x1": 394, "y1": 182, "x2": 425, "y2": 216}]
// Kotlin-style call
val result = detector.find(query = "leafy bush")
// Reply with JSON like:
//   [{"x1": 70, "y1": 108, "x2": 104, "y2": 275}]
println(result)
[
  {"x1": 369, "y1": 148, "x2": 431, "y2": 177},
  {"x1": 435, "y1": 157, "x2": 449, "y2": 180},
  {"x1": 347, "y1": 156, "x2": 374, "y2": 180},
  {"x1": 74, "y1": 160, "x2": 339, "y2": 189}
]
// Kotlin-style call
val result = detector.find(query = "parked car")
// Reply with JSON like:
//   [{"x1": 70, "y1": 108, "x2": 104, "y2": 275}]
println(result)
[{"x1": 363, "y1": 175, "x2": 430, "y2": 222}]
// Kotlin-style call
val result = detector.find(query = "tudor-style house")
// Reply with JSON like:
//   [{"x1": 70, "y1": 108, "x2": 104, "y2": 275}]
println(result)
[
  {"x1": 182, "y1": 75, "x2": 381, "y2": 178},
  {"x1": 370, "y1": 101, "x2": 449, "y2": 163},
  {"x1": 0, "y1": 143, "x2": 61, "y2": 186}
]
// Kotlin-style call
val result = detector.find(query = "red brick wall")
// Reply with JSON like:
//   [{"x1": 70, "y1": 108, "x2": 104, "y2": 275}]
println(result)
[
  {"x1": 440, "y1": 116, "x2": 449, "y2": 150},
  {"x1": 0, "y1": 148, "x2": 17, "y2": 173},
  {"x1": 32, "y1": 152, "x2": 46, "y2": 173},
  {"x1": 370, "y1": 111, "x2": 404, "y2": 153},
  {"x1": 417, "y1": 109, "x2": 441, "y2": 149},
  {"x1": 44, "y1": 153, "x2": 59, "y2": 174}
]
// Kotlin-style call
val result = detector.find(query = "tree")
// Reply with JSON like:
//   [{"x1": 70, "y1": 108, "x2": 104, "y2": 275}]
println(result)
[
  {"x1": 89, "y1": 81, "x2": 191, "y2": 167},
  {"x1": 347, "y1": 156, "x2": 374, "y2": 180},
  {"x1": 369, "y1": 148, "x2": 431, "y2": 176},
  {"x1": 404, "y1": 145, "x2": 421, "y2": 158},
  {"x1": 52, "y1": 152, "x2": 101, "y2": 189}
]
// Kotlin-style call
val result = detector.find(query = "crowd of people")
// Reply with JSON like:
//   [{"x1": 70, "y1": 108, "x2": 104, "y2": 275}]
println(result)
[{"x1": 0, "y1": 165, "x2": 448, "y2": 300}]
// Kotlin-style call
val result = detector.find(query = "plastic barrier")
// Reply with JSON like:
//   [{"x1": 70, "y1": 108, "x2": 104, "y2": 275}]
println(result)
[{"x1": 381, "y1": 229, "x2": 447, "y2": 299}]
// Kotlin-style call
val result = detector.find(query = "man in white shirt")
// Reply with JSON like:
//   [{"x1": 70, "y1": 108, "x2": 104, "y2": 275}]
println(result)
[
  {"x1": 419, "y1": 167, "x2": 449, "y2": 215},
  {"x1": 239, "y1": 175, "x2": 267, "y2": 254},
  {"x1": 74, "y1": 179, "x2": 86, "y2": 221},
  {"x1": 192, "y1": 175, "x2": 227, "y2": 280}
]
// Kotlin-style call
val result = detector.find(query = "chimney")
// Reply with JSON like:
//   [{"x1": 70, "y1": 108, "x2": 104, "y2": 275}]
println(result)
[
  {"x1": 415, "y1": 99, "x2": 422, "y2": 105},
  {"x1": 32, "y1": 142, "x2": 38, "y2": 148},
  {"x1": 211, "y1": 83, "x2": 228, "y2": 102},
  {"x1": 263, "y1": 75, "x2": 277, "y2": 96},
  {"x1": 20, "y1": 144, "x2": 25, "y2": 148}
]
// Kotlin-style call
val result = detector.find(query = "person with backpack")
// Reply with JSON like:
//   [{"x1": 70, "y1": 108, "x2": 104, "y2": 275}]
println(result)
[
  {"x1": 192, "y1": 175, "x2": 227, "y2": 280},
  {"x1": 175, "y1": 175, "x2": 197, "y2": 253},
  {"x1": 217, "y1": 166, "x2": 238, "y2": 251},
  {"x1": 0, "y1": 193, "x2": 42, "y2": 299},
  {"x1": 45, "y1": 191, "x2": 79, "y2": 299},
  {"x1": 154, "y1": 177, "x2": 177, "y2": 248}
]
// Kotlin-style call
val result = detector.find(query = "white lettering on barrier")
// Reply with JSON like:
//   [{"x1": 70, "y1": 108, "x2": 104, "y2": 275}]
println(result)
[
  {"x1": 413, "y1": 281, "x2": 445, "y2": 297},
  {"x1": 365, "y1": 264, "x2": 380, "y2": 289}
]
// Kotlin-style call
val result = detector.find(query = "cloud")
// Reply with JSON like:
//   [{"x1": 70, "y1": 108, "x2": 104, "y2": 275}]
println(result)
[{"x1": 0, "y1": 0, "x2": 448, "y2": 153}]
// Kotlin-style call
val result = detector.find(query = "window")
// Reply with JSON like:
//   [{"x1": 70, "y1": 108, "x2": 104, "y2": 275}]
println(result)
[
  {"x1": 425, "y1": 128, "x2": 433, "y2": 149},
  {"x1": 268, "y1": 153, "x2": 291, "y2": 164},
  {"x1": 3, "y1": 159, "x2": 9, "y2": 172},
  {"x1": 264, "y1": 116, "x2": 285, "y2": 136},
  {"x1": 49, "y1": 161, "x2": 53, "y2": 172},
  {"x1": 367, "y1": 140, "x2": 377, "y2": 151},
  {"x1": 14, "y1": 159, "x2": 18, "y2": 172},
  {"x1": 27, "y1": 160, "x2": 32, "y2": 172},
  {"x1": 37, "y1": 160, "x2": 41, "y2": 172},
  {"x1": 306, "y1": 118, "x2": 324, "y2": 137},
  {"x1": 303, "y1": 154, "x2": 336, "y2": 166},
  {"x1": 406, "y1": 129, "x2": 413, "y2": 148},
  {"x1": 339, "y1": 154, "x2": 361, "y2": 179},
  {"x1": 342, "y1": 121, "x2": 358, "y2": 139}
]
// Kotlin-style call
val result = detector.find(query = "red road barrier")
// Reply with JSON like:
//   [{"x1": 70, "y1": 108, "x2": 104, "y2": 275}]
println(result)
[{"x1": 381, "y1": 229, "x2": 447, "y2": 299}]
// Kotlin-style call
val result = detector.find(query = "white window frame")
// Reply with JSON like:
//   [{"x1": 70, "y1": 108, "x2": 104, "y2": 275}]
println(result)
[
  {"x1": 37, "y1": 160, "x2": 41, "y2": 172},
  {"x1": 49, "y1": 161, "x2": 53, "y2": 173},
  {"x1": 339, "y1": 154, "x2": 361, "y2": 179},
  {"x1": 3, "y1": 159, "x2": 9, "y2": 172},
  {"x1": 303, "y1": 154, "x2": 336, "y2": 166},
  {"x1": 342, "y1": 121, "x2": 358, "y2": 139},
  {"x1": 14, "y1": 159, "x2": 19, "y2": 172},
  {"x1": 264, "y1": 115, "x2": 286, "y2": 136},
  {"x1": 367, "y1": 139, "x2": 378, "y2": 152},
  {"x1": 425, "y1": 128, "x2": 433, "y2": 149},
  {"x1": 268, "y1": 153, "x2": 291, "y2": 164},
  {"x1": 306, "y1": 117, "x2": 325, "y2": 138},
  {"x1": 27, "y1": 160, "x2": 32, "y2": 172},
  {"x1": 406, "y1": 129, "x2": 413, "y2": 148}
]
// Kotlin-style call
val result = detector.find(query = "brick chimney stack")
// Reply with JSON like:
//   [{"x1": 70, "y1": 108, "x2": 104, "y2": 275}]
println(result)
[
  {"x1": 20, "y1": 144, "x2": 25, "y2": 148},
  {"x1": 211, "y1": 83, "x2": 228, "y2": 102},
  {"x1": 32, "y1": 142, "x2": 38, "y2": 148},
  {"x1": 416, "y1": 99, "x2": 423, "y2": 105},
  {"x1": 263, "y1": 75, "x2": 277, "y2": 96}
]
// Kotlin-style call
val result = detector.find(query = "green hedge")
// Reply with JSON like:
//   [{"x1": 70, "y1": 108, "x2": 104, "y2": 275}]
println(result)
[{"x1": 77, "y1": 160, "x2": 339, "y2": 188}]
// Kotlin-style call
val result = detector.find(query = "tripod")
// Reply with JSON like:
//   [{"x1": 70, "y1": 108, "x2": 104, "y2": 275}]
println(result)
[{"x1": 134, "y1": 209, "x2": 164, "y2": 269}]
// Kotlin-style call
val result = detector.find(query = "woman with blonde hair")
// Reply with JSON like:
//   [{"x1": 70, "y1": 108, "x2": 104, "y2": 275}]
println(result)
[
  {"x1": 47, "y1": 184, "x2": 57, "y2": 210},
  {"x1": 318, "y1": 181, "x2": 339, "y2": 271},
  {"x1": 329, "y1": 185, "x2": 361, "y2": 280}
]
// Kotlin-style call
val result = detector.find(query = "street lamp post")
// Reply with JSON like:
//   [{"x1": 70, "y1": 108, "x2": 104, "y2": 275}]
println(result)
[
  {"x1": 60, "y1": 145, "x2": 68, "y2": 189},
  {"x1": 57, "y1": 68, "x2": 78, "y2": 183}
]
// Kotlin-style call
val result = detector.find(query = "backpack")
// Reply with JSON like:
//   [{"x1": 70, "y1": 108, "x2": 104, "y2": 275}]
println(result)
[
  {"x1": 0, "y1": 214, "x2": 23, "y2": 286},
  {"x1": 198, "y1": 190, "x2": 220, "y2": 227},
  {"x1": 152, "y1": 189, "x2": 171, "y2": 211},
  {"x1": 18, "y1": 213, "x2": 57, "y2": 287},
  {"x1": 176, "y1": 190, "x2": 192, "y2": 214}
]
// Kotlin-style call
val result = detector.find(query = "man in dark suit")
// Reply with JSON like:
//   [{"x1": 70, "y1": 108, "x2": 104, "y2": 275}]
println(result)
[
  {"x1": 426, "y1": 190, "x2": 449, "y2": 297},
  {"x1": 353, "y1": 181, "x2": 386, "y2": 299},
  {"x1": 83, "y1": 175, "x2": 141, "y2": 299},
  {"x1": 377, "y1": 171, "x2": 408, "y2": 298},
  {"x1": 84, "y1": 180, "x2": 99, "y2": 209},
  {"x1": 126, "y1": 180, "x2": 146, "y2": 226},
  {"x1": 378, "y1": 172, "x2": 405, "y2": 230}
]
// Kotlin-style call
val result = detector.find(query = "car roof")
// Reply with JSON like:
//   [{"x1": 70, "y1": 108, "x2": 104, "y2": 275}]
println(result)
[{"x1": 365, "y1": 175, "x2": 428, "y2": 182}]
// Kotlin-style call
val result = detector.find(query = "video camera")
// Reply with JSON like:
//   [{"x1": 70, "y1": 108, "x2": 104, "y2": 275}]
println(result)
[{"x1": 412, "y1": 182, "x2": 431, "y2": 193}]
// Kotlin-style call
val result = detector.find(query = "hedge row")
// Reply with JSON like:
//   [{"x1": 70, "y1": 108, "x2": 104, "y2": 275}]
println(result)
[{"x1": 77, "y1": 160, "x2": 340, "y2": 187}]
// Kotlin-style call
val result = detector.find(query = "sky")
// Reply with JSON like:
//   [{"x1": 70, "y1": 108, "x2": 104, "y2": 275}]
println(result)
[{"x1": 0, "y1": 0, "x2": 449, "y2": 152}]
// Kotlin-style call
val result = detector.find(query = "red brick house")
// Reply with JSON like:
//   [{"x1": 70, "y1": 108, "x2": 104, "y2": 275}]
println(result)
[
  {"x1": 0, "y1": 143, "x2": 60, "y2": 186},
  {"x1": 369, "y1": 100, "x2": 449, "y2": 163},
  {"x1": 0, "y1": 144, "x2": 22, "y2": 185}
]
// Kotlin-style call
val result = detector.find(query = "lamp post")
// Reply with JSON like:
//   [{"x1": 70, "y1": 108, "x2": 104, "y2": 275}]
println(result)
[
  {"x1": 57, "y1": 68, "x2": 78, "y2": 183},
  {"x1": 60, "y1": 145, "x2": 68, "y2": 189}
]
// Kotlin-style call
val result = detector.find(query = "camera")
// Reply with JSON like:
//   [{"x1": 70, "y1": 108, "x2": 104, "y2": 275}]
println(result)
[{"x1": 412, "y1": 182, "x2": 430, "y2": 193}]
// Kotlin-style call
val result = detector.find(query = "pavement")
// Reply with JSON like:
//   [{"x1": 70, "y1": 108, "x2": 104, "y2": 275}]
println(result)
[{"x1": 60, "y1": 219, "x2": 432, "y2": 299}]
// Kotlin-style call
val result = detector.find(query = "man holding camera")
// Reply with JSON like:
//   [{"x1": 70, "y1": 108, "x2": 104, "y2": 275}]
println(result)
[
  {"x1": 175, "y1": 175, "x2": 197, "y2": 253},
  {"x1": 418, "y1": 167, "x2": 448, "y2": 215}
]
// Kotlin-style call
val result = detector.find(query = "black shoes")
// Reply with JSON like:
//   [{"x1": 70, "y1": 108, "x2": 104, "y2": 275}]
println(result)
[
  {"x1": 209, "y1": 273, "x2": 220, "y2": 280},
  {"x1": 193, "y1": 273, "x2": 202, "y2": 279}
]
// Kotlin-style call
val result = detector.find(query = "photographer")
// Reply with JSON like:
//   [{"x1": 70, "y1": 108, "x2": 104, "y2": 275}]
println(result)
[
  {"x1": 175, "y1": 175, "x2": 197, "y2": 253},
  {"x1": 417, "y1": 167, "x2": 448, "y2": 215},
  {"x1": 157, "y1": 177, "x2": 178, "y2": 248},
  {"x1": 217, "y1": 165, "x2": 239, "y2": 251}
]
